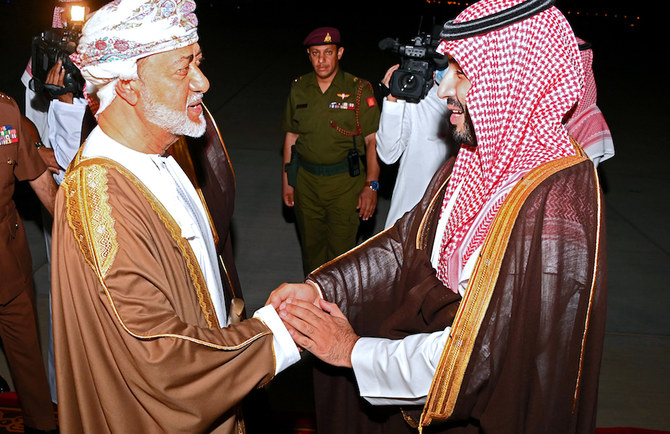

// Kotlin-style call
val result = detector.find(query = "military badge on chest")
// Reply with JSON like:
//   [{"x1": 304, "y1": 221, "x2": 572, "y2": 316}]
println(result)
[
  {"x1": 1, "y1": 126, "x2": 18, "y2": 145},
  {"x1": 329, "y1": 92, "x2": 355, "y2": 110}
]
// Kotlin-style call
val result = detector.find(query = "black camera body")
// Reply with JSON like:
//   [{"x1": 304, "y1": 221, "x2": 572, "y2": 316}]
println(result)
[
  {"x1": 30, "y1": 28, "x2": 85, "y2": 98},
  {"x1": 379, "y1": 29, "x2": 448, "y2": 103}
]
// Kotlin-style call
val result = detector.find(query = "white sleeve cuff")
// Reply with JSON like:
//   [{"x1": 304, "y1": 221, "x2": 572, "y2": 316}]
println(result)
[
  {"x1": 382, "y1": 96, "x2": 405, "y2": 111},
  {"x1": 253, "y1": 305, "x2": 301, "y2": 375},
  {"x1": 351, "y1": 329, "x2": 452, "y2": 406}
]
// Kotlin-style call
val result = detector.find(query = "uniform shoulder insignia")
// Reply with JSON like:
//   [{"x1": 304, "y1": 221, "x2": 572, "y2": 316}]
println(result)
[
  {"x1": 352, "y1": 76, "x2": 371, "y2": 87},
  {"x1": 0, "y1": 92, "x2": 15, "y2": 106},
  {"x1": 291, "y1": 76, "x2": 304, "y2": 87}
]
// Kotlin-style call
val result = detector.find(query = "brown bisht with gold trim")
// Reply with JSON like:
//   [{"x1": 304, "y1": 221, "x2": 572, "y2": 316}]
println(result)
[
  {"x1": 309, "y1": 152, "x2": 606, "y2": 433},
  {"x1": 52, "y1": 150, "x2": 276, "y2": 433}
]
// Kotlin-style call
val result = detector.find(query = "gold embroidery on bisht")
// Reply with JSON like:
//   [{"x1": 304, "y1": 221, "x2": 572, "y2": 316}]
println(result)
[
  {"x1": 419, "y1": 155, "x2": 587, "y2": 428},
  {"x1": 114, "y1": 164, "x2": 219, "y2": 329},
  {"x1": 63, "y1": 156, "x2": 219, "y2": 329},
  {"x1": 64, "y1": 164, "x2": 118, "y2": 281}
]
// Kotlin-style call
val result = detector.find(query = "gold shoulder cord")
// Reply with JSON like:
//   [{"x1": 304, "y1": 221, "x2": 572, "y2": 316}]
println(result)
[{"x1": 418, "y1": 154, "x2": 589, "y2": 430}]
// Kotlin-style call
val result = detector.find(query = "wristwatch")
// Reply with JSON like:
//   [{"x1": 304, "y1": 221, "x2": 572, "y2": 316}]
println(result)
[{"x1": 368, "y1": 180, "x2": 379, "y2": 192}]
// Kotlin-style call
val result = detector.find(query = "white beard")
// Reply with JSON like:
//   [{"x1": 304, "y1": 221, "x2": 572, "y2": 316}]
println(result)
[{"x1": 142, "y1": 89, "x2": 206, "y2": 138}]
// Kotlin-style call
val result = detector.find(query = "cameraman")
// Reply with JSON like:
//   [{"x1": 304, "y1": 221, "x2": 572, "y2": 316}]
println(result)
[
  {"x1": 44, "y1": 59, "x2": 87, "y2": 185},
  {"x1": 376, "y1": 64, "x2": 450, "y2": 228}
]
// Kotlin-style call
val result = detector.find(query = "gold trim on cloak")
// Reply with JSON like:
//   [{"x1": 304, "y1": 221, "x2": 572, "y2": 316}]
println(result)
[
  {"x1": 418, "y1": 152, "x2": 597, "y2": 429},
  {"x1": 63, "y1": 154, "x2": 221, "y2": 329},
  {"x1": 573, "y1": 153, "x2": 603, "y2": 412},
  {"x1": 170, "y1": 104, "x2": 242, "y2": 303},
  {"x1": 170, "y1": 104, "x2": 234, "y2": 246}
]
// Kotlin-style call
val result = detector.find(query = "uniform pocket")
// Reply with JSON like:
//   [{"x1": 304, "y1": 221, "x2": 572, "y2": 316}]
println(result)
[
  {"x1": 0, "y1": 211, "x2": 28, "y2": 279},
  {"x1": 0, "y1": 142, "x2": 18, "y2": 189}
]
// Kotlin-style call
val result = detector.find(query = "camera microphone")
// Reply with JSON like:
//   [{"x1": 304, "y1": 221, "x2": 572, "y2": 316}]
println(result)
[{"x1": 378, "y1": 38, "x2": 397, "y2": 51}]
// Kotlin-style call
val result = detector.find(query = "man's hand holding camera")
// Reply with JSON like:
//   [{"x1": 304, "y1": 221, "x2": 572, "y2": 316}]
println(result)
[
  {"x1": 381, "y1": 64, "x2": 400, "y2": 102},
  {"x1": 46, "y1": 59, "x2": 74, "y2": 104}
]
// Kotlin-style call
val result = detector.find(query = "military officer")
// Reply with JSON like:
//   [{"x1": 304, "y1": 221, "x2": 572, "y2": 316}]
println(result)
[
  {"x1": 282, "y1": 27, "x2": 381, "y2": 275},
  {"x1": 0, "y1": 92, "x2": 58, "y2": 433}
]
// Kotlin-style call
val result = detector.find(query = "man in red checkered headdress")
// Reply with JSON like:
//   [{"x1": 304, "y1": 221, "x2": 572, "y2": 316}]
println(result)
[{"x1": 269, "y1": 0, "x2": 607, "y2": 432}]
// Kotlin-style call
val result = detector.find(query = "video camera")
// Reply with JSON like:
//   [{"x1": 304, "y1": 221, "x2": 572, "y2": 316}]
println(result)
[
  {"x1": 29, "y1": 4, "x2": 87, "y2": 98},
  {"x1": 30, "y1": 29, "x2": 84, "y2": 98},
  {"x1": 378, "y1": 26, "x2": 448, "y2": 103}
]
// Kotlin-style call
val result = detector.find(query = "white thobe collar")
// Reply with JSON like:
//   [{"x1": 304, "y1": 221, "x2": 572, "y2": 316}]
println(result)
[{"x1": 82, "y1": 126, "x2": 228, "y2": 325}]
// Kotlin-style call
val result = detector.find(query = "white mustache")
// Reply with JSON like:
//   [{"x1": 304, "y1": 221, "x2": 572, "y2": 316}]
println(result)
[{"x1": 188, "y1": 95, "x2": 203, "y2": 106}]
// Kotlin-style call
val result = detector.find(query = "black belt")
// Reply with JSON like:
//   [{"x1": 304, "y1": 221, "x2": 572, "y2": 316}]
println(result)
[{"x1": 298, "y1": 155, "x2": 351, "y2": 176}]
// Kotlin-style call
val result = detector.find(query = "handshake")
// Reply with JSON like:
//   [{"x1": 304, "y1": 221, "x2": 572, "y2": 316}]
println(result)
[{"x1": 265, "y1": 283, "x2": 359, "y2": 368}]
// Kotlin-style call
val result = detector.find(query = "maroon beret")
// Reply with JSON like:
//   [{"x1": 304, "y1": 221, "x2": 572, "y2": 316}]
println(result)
[{"x1": 303, "y1": 27, "x2": 341, "y2": 46}]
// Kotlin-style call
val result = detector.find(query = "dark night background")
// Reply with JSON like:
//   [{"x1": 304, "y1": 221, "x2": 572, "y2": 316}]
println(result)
[
  {"x1": 0, "y1": 0, "x2": 658, "y2": 107},
  {"x1": 1, "y1": 0, "x2": 661, "y2": 190}
]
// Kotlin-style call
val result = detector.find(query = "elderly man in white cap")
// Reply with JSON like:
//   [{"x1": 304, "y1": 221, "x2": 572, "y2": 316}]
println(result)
[{"x1": 50, "y1": 1, "x2": 300, "y2": 432}]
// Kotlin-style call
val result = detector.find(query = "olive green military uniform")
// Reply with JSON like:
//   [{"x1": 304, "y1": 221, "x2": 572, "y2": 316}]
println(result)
[{"x1": 282, "y1": 69, "x2": 380, "y2": 274}]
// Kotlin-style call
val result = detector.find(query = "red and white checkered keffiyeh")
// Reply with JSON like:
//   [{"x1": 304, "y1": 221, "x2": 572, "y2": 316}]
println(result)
[
  {"x1": 565, "y1": 38, "x2": 614, "y2": 166},
  {"x1": 434, "y1": 0, "x2": 585, "y2": 289}
]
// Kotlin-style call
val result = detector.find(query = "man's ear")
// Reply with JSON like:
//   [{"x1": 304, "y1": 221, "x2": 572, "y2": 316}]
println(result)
[
  {"x1": 114, "y1": 78, "x2": 141, "y2": 106},
  {"x1": 337, "y1": 46, "x2": 344, "y2": 60}
]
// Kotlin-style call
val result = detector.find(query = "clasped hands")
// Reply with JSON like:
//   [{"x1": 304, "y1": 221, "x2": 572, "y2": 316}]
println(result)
[{"x1": 266, "y1": 283, "x2": 359, "y2": 368}]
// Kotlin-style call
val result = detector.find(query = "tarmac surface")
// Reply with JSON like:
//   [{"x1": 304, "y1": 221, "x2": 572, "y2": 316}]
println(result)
[{"x1": 1, "y1": 0, "x2": 668, "y2": 431}]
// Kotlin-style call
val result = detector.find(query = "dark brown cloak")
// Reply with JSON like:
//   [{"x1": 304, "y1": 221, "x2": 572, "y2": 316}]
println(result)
[{"x1": 309, "y1": 155, "x2": 607, "y2": 433}]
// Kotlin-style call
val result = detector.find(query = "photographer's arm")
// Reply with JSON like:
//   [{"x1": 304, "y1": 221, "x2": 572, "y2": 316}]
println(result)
[
  {"x1": 376, "y1": 64, "x2": 409, "y2": 165},
  {"x1": 45, "y1": 60, "x2": 87, "y2": 181}
]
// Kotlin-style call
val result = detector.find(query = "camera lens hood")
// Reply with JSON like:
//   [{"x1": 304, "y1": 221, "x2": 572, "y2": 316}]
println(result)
[{"x1": 440, "y1": 0, "x2": 555, "y2": 40}]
